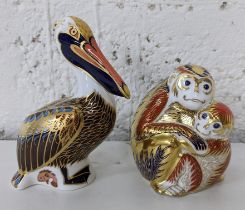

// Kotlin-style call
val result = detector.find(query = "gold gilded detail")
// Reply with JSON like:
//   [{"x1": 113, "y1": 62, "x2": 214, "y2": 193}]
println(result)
[
  {"x1": 17, "y1": 92, "x2": 116, "y2": 174},
  {"x1": 157, "y1": 102, "x2": 196, "y2": 127},
  {"x1": 70, "y1": 16, "x2": 93, "y2": 41},
  {"x1": 131, "y1": 65, "x2": 233, "y2": 196}
]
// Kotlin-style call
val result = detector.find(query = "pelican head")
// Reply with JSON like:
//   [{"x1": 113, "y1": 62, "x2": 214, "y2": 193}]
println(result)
[{"x1": 54, "y1": 16, "x2": 130, "y2": 99}]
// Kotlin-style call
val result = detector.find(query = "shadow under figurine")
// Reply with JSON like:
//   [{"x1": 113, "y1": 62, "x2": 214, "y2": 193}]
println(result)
[
  {"x1": 11, "y1": 16, "x2": 130, "y2": 190},
  {"x1": 131, "y1": 65, "x2": 234, "y2": 196}
]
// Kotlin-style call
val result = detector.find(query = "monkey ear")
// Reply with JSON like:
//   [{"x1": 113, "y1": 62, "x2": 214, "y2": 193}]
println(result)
[{"x1": 167, "y1": 73, "x2": 178, "y2": 87}]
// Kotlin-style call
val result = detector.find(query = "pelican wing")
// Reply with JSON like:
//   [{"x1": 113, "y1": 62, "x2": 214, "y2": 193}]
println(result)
[
  {"x1": 35, "y1": 97, "x2": 72, "y2": 112},
  {"x1": 17, "y1": 106, "x2": 83, "y2": 173}
]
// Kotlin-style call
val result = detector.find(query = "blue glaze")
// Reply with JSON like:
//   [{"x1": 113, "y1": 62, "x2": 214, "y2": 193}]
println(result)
[
  {"x1": 213, "y1": 123, "x2": 221, "y2": 129},
  {"x1": 202, "y1": 113, "x2": 208, "y2": 119},
  {"x1": 203, "y1": 84, "x2": 210, "y2": 90},
  {"x1": 23, "y1": 107, "x2": 74, "y2": 124},
  {"x1": 185, "y1": 80, "x2": 191, "y2": 86},
  {"x1": 58, "y1": 33, "x2": 124, "y2": 97}
]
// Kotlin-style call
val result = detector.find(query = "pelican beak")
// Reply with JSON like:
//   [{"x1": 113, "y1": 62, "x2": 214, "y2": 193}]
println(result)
[
  {"x1": 71, "y1": 36, "x2": 131, "y2": 99},
  {"x1": 122, "y1": 84, "x2": 130, "y2": 99},
  {"x1": 87, "y1": 38, "x2": 131, "y2": 99},
  {"x1": 55, "y1": 16, "x2": 130, "y2": 99}
]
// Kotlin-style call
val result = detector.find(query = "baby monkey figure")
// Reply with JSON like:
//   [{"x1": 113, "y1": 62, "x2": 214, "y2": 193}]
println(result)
[
  {"x1": 195, "y1": 102, "x2": 234, "y2": 139},
  {"x1": 152, "y1": 102, "x2": 234, "y2": 196}
]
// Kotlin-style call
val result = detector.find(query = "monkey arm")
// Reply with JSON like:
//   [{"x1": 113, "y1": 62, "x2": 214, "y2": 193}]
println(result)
[{"x1": 139, "y1": 122, "x2": 208, "y2": 155}]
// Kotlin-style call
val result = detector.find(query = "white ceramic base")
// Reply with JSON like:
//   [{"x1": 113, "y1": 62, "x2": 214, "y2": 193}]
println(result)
[{"x1": 11, "y1": 159, "x2": 96, "y2": 190}]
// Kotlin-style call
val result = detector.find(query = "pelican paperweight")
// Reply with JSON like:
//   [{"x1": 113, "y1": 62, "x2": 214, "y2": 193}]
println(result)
[
  {"x1": 11, "y1": 16, "x2": 130, "y2": 190},
  {"x1": 131, "y1": 65, "x2": 233, "y2": 196}
]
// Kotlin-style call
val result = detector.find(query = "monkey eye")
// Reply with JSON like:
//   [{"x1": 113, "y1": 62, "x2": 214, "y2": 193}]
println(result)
[
  {"x1": 185, "y1": 80, "x2": 191, "y2": 86},
  {"x1": 178, "y1": 76, "x2": 193, "y2": 90},
  {"x1": 203, "y1": 84, "x2": 209, "y2": 90},
  {"x1": 201, "y1": 112, "x2": 208, "y2": 119},
  {"x1": 213, "y1": 122, "x2": 222, "y2": 129},
  {"x1": 202, "y1": 82, "x2": 212, "y2": 94}
]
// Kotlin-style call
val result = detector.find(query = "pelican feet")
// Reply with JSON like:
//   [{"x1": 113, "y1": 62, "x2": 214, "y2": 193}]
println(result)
[{"x1": 60, "y1": 165, "x2": 91, "y2": 185}]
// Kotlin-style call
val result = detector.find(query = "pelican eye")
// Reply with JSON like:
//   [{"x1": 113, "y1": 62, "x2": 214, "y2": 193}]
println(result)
[
  {"x1": 70, "y1": 28, "x2": 77, "y2": 35},
  {"x1": 68, "y1": 26, "x2": 79, "y2": 38},
  {"x1": 213, "y1": 122, "x2": 221, "y2": 129}
]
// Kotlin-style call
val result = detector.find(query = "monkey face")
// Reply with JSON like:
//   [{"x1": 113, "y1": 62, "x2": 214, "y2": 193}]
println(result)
[
  {"x1": 194, "y1": 103, "x2": 234, "y2": 139},
  {"x1": 194, "y1": 112, "x2": 224, "y2": 138},
  {"x1": 168, "y1": 72, "x2": 215, "y2": 111}
]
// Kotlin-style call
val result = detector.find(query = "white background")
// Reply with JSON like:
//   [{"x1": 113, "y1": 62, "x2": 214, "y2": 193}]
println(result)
[{"x1": 0, "y1": 0, "x2": 244, "y2": 141}]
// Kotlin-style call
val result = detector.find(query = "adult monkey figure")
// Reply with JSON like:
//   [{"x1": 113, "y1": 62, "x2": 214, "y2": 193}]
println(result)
[{"x1": 131, "y1": 65, "x2": 215, "y2": 190}]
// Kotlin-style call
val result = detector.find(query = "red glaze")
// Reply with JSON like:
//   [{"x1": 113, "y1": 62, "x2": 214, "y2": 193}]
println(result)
[{"x1": 136, "y1": 87, "x2": 168, "y2": 136}]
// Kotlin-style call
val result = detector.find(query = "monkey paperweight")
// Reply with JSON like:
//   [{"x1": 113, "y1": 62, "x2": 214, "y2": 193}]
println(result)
[
  {"x1": 11, "y1": 16, "x2": 130, "y2": 190},
  {"x1": 131, "y1": 65, "x2": 234, "y2": 196}
]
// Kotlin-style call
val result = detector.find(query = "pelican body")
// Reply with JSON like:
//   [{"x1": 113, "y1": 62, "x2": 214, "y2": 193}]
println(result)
[
  {"x1": 131, "y1": 65, "x2": 234, "y2": 196},
  {"x1": 11, "y1": 16, "x2": 130, "y2": 190}
]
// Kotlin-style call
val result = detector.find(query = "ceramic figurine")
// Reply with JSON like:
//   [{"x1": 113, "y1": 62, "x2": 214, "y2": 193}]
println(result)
[
  {"x1": 131, "y1": 64, "x2": 234, "y2": 196},
  {"x1": 11, "y1": 16, "x2": 130, "y2": 190}
]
